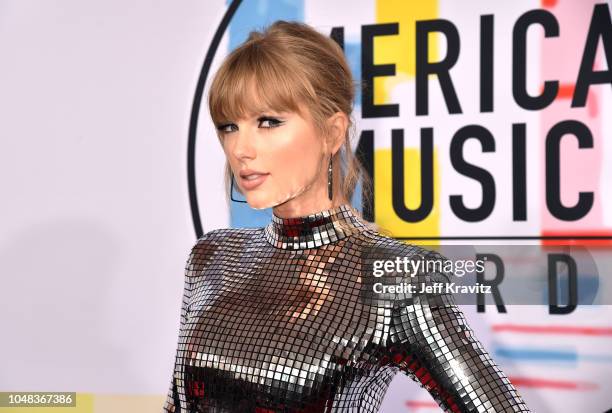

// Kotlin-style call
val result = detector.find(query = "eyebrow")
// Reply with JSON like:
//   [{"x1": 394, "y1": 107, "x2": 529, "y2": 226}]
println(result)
[
  {"x1": 248, "y1": 109, "x2": 285, "y2": 117},
  {"x1": 218, "y1": 111, "x2": 286, "y2": 123}
]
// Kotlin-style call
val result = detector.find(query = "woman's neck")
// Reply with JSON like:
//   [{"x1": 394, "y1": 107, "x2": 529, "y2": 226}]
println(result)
[{"x1": 264, "y1": 203, "x2": 367, "y2": 250}]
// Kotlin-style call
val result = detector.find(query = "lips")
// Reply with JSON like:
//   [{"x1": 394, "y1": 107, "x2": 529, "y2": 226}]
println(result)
[
  {"x1": 238, "y1": 169, "x2": 269, "y2": 190},
  {"x1": 242, "y1": 173, "x2": 266, "y2": 181}
]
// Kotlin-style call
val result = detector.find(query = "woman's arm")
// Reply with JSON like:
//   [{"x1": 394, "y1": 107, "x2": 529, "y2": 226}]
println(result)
[
  {"x1": 162, "y1": 238, "x2": 205, "y2": 413},
  {"x1": 387, "y1": 251, "x2": 530, "y2": 413}
]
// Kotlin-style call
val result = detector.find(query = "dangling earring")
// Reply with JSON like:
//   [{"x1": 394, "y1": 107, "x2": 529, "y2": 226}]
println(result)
[
  {"x1": 230, "y1": 172, "x2": 248, "y2": 203},
  {"x1": 327, "y1": 155, "x2": 333, "y2": 201}
]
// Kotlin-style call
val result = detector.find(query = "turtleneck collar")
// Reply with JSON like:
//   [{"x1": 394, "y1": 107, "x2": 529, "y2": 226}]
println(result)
[{"x1": 263, "y1": 204, "x2": 369, "y2": 250}]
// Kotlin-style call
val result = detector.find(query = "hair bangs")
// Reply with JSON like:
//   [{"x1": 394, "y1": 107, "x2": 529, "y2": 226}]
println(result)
[{"x1": 208, "y1": 42, "x2": 315, "y2": 129}]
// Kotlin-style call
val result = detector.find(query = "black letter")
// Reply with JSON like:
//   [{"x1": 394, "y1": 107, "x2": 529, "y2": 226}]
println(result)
[
  {"x1": 362, "y1": 23, "x2": 399, "y2": 118},
  {"x1": 513, "y1": 10, "x2": 559, "y2": 110},
  {"x1": 416, "y1": 19, "x2": 462, "y2": 115},
  {"x1": 356, "y1": 130, "x2": 375, "y2": 221},
  {"x1": 450, "y1": 125, "x2": 496, "y2": 222},
  {"x1": 330, "y1": 26, "x2": 344, "y2": 50},
  {"x1": 572, "y1": 3, "x2": 612, "y2": 107},
  {"x1": 481, "y1": 15, "x2": 494, "y2": 112},
  {"x1": 476, "y1": 253, "x2": 506, "y2": 313},
  {"x1": 545, "y1": 120, "x2": 594, "y2": 221},
  {"x1": 548, "y1": 253, "x2": 578, "y2": 314},
  {"x1": 513, "y1": 123, "x2": 527, "y2": 221},
  {"x1": 391, "y1": 128, "x2": 434, "y2": 222}
]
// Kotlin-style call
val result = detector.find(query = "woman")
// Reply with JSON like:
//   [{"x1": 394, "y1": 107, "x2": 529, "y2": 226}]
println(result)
[{"x1": 163, "y1": 20, "x2": 530, "y2": 413}]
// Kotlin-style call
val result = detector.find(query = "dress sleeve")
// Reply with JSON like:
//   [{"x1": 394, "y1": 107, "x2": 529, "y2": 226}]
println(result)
[
  {"x1": 162, "y1": 240, "x2": 200, "y2": 412},
  {"x1": 387, "y1": 250, "x2": 531, "y2": 413}
]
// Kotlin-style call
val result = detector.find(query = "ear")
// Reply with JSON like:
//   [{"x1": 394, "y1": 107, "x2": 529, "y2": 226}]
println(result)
[{"x1": 326, "y1": 111, "x2": 349, "y2": 156}]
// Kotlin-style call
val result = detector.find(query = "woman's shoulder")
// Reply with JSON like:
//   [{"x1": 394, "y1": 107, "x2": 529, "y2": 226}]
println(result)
[
  {"x1": 198, "y1": 226, "x2": 261, "y2": 241},
  {"x1": 184, "y1": 227, "x2": 263, "y2": 273},
  {"x1": 190, "y1": 226, "x2": 262, "y2": 250}
]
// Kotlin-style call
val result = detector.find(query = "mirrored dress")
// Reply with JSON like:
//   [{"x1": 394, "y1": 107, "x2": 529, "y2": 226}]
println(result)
[{"x1": 163, "y1": 204, "x2": 530, "y2": 412}]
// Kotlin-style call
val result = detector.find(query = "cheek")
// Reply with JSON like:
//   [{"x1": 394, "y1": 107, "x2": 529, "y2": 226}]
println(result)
[
  {"x1": 266, "y1": 128, "x2": 322, "y2": 179},
  {"x1": 221, "y1": 145, "x2": 233, "y2": 169}
]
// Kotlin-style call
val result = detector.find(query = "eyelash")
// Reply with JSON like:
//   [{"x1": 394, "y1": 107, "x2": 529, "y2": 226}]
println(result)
[{"x1": 217, "y1": 117, "x2": 283, "y2": 134}]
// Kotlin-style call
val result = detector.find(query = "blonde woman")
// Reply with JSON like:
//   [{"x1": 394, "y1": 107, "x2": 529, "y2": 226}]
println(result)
[{"x1": 163, "y1": 20, "x2": 530, "y2": 413}]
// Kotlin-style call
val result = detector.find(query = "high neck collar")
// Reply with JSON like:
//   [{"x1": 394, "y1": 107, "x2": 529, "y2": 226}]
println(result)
[{"x1": 264, "y1": 204, "x2": 368, "y2": 250}]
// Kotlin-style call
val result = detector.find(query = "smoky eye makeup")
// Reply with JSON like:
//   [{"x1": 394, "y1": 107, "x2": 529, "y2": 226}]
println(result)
[
  {"x1": 216, "y1": 123, "x2": 237, "y2": 133},
  {"x1": 257, "y1": 116, "x2": 285, "y2": 128},
  {"x1": 216, "y1": 117, "x2": 284, "y2": 132}
]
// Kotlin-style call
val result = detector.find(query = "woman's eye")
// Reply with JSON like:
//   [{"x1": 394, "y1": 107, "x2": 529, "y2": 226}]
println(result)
[
  {"x1": 217, "y1": 118, "x2": 282, "y2": 134},
  {"x1": 217, "y1": 123, "x2": 237, "y2": 134},
  {"x1": 258, "y1": 117, "x2": 283, "y2": 128}
]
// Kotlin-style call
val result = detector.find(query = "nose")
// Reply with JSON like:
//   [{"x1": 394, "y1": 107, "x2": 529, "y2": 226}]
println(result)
[{"x1": 230, "y1": 125, "x2": 256, "y2": 161}]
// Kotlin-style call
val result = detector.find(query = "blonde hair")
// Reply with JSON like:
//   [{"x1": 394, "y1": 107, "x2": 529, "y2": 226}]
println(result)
[{"x1": 207, "y1": 20, "x2": 375, "y2": 222}]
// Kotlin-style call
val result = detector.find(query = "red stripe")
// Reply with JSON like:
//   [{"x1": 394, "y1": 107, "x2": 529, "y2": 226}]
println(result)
[
  {"x1": 538, "y1": 82, "x2": 599, "y2": 118},
  {"x1": 405, "y1": 400, "x2": 439, "y2": 409},
  {"x1": 508, "y1": 376, "x2": 598, "y2": 391},
  {"x1": 492, "y1": 324, "x2": 612, "y2": 336},
  {"x1": 557, "y1": 84, "x2": 574, "y2": 99},
  {"x1": 540, "y1": 230, "x2": 612, "y2": 247}
]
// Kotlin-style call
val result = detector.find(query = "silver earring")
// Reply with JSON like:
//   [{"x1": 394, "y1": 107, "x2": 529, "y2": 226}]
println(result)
[
  {"x1": 328, "y1": 156, "x2": 333, "y2": 201},
  {"x1": 230, "y1": 172, "x2": 248, "y2": 203}
]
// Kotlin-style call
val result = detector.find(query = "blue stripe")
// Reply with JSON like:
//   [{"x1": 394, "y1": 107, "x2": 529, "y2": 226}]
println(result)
[
  {"x1": 495, "y1": 346, "x2": 612, "y2": 364},
  {"x1": 226, "y1": 0, "x2": 304, "y2": 228}
]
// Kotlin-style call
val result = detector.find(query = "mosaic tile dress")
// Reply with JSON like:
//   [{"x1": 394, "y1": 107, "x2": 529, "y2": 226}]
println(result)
[{"x1": 163, "y1": 204, "x2": 530, "y2": 412}]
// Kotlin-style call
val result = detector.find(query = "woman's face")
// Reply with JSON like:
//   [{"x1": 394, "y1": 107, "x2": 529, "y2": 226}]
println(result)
[{"x1": 218, "y1": 102, "x2": 330, "y2": 214}]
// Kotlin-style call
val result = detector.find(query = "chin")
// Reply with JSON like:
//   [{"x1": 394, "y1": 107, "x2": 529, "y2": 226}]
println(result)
[
  {"x1": 245, "y1": 190, "x2": 293, "y2": 210},
  {"x1": 245, "y1": 193, "x2": 276, "y2": 210}
]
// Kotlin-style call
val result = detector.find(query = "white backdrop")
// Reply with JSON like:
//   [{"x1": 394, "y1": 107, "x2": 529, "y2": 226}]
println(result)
[{"x1": 0, "y1": 0, "x2": 227, "y2": 410}]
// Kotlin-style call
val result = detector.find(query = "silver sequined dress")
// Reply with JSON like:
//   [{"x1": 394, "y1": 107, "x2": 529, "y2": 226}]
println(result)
[{"x1": 163, "y1": 204, "x2": 530, "y2": 412}]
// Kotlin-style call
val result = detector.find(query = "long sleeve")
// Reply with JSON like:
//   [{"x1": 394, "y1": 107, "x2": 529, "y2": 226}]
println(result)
[
  {"x1": 162, "y1": 242, "x2": 198, "y2": 413},
  {"x1": 387, "y1": 251, "x2": 531, "y2": 413}
]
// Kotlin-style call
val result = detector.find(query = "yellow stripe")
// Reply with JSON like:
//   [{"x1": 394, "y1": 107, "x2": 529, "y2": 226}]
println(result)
[
  {"x1": 374, "y1": 0, "x2": 440, "y2": 241},
  {"x1": 375, "y1": 147, "x2": 440, "y2": 246},
  {"x1": 94, "y1": 394, "x2": 166, "y2": 413},
  {"x1": 374, "y1": 0, "x2": 438, "y2": 104}
]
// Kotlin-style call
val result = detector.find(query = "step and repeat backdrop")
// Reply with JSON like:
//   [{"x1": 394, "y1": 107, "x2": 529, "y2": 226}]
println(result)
[
  {"x1": 195, "y1": 1, "x2": 612, "y2": 410},
  {"x1": 1, "y1": 0, "x2": 611, "y2": 412}
]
